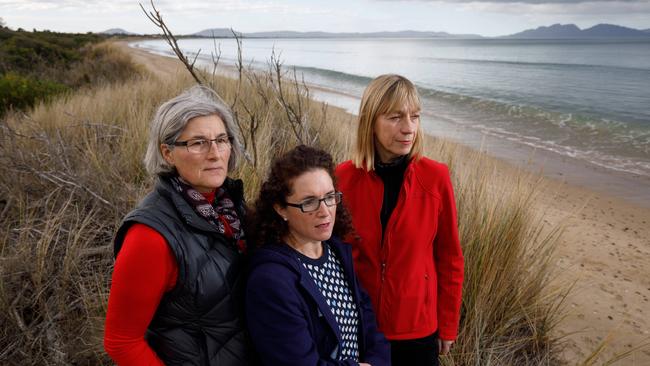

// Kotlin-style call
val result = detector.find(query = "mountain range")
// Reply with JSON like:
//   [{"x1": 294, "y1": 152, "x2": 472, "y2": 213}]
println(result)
[
  {"x1": 190, "y1": 28, "x2": 480, "y2": 39},
  {"x1": 504, "y1": 23, "x2": 650, "y2": 39},
  {"x1": 101, "y1": 28, "x2": 137, "y2": 35},
  {"x1": 104, "y1": 23, "x2": 650, "y2": 39}
]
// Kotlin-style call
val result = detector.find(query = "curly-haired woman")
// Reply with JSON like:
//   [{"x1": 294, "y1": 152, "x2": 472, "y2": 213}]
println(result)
[{"x1": 245, "y1": 145, "x2": 390, "y2": 366}]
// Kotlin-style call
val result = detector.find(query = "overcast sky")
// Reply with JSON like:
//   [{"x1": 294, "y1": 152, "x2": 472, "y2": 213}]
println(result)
[{"x1": 2, "y1": 0, "x2": 649, "y2": 37}]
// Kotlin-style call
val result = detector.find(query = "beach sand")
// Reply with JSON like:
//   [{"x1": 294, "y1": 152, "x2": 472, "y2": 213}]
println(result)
[
  {"x1": 119, "y1": 41, "x2": 650, "y2": 365},
  {"x1": 540, "y1": 179, "x2": 650, "y2": 365}
]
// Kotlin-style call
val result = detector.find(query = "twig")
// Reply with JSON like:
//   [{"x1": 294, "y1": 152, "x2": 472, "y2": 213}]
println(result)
[
  {"x1": 79, "y1": 245, "x2": 112, "y2": 258},
  {"x1": 210, "y1": 33, "x2": 222, "y2": 79},
  {"x1": 139, "y1": 0, "x2": 204, "y2": 84},
  {"x1": 0, "y1": 340, "x2": 20, "y2": 360},
  {"x1": 25, "y1": 167, "x2": 113, "y2": 207},
  {"x1": 54, "y1": 127, "x2": 72, "y2": 173},
  {"x1": 0, "y1": 196, "x2": 12, "y2": 219},
  {"x1": 270, "y1": 50, "x2": 304, "y2": 143},
  {"x1": 228, "y1": 28, "x2": 244, "y2": 111},
  {"x1": 312, "y1": 101, "x2": 329, "y2": 145},
  {"x1": 0, "y1": 118, "x2": 47, "y2": 142},
  {"x1": 12, "y1": 307, "x2": 30, "y2": 336}
]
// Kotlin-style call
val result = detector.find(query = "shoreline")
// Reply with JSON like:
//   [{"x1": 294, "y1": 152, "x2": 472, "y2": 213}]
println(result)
[
  {"x1": 119, "y1": 41, "x2": 650, "y2": 364},
  {"x1": 308, "y1": 83, "x2": 650, "y2": 209},
  {"x1": 129, "y1": 40, "x2": 650, "y2": 210},
  {"x1": 307, "y1": 80, "x2": 650, "y2": 210}
]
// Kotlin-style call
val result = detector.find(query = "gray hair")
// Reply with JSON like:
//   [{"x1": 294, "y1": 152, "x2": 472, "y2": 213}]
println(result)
[{"x1": 144, "y1": 85, "x2": 244, "y2": 176}]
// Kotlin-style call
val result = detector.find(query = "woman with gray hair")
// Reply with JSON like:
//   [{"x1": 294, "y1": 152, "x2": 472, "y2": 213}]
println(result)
[{"x1": 104, "y1": 85, "x2": 250, "y2": 365}]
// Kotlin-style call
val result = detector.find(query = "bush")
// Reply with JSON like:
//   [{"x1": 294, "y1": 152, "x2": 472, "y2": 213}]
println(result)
[
  {"x1": 0, "y1": 28, "x2": 103, "y2": 74},
  {"x1": 0, "y1": 72, "x2": 68, "y2": 115},
  {"x1": 0, "y1": 28, "x2": 109, "y2": 117}
]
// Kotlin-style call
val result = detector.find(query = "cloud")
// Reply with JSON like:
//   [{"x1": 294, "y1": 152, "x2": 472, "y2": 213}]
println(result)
[
  {"x1": 457, "y1": 1, "x2": 650, "y2": 15},
  {"x1": 375, "y1": 0, "x2": 650, "y2": 16},
  {"x1": 0, "y1": 0, "x2": 136, "y2": 11},
  {"x1": 161, "y1": 0, "x2": 332, "y2": 14},
  {"x1": 0, "y1": 0, "x2": 316, "y2": 13},
  {"x1": 378, "y1": 0, "x2": 649, "y2": 3}
]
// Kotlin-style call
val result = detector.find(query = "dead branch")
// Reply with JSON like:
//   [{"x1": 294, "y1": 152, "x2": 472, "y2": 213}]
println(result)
[
  {"x1": 21, "y1": 165, "x2": 113, "y2": 207},
  {"x1": 312, "y1": 101, "x2": 329, "y2": 145},
  {"x1": 139, "y1": 0, "x2": 204, "y2": 85},
  {"x1": 0, "y1": 196, "x2": 11, "y2": 219},
  {"x1": 0, "y1": 115, "x2": 48, "y2": 142},
  {"x1": 11, "y1": 308, "x2": 30, "y2": 336},
  {"x1": 269, "y1": 49, "x2": 305, "y2": 144},
  {"x1": 227, "y1": 28, "x2": 244, "y2": 112},
  {"x1": 210, "y1": 34, "x2": 222, "y2": 80},
  {"x1": 79, "y1": 245, "x2": 112, "y2": 258}
]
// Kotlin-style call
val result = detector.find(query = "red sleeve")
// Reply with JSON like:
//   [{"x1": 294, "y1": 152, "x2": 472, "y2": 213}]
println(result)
[
  {"x1": 433, "y1": 166, "x2": 465, "y2": 341},
  {"x1": 104, "y1": 223, "x2": 178, "y2": 365}
]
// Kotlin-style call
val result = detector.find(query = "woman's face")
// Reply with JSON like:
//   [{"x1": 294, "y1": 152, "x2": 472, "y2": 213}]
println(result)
[
  {"x1": 374, "y1": 105, "x2": 420, "y2": 163},
  {"x1": 161, "y1": 114, "x2": 231, "y2": 192},
  {"x1": 275, "y1": 169, "x2": 337, "y2": 247}
]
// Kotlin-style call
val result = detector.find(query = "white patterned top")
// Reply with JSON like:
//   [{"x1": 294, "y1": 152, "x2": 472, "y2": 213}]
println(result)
[{"x1": 297, "y1": 242, "x2": 360, "y2": 362}]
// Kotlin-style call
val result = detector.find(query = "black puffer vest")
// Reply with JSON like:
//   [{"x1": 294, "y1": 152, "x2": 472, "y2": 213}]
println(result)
[{"x1": 114, "y1": 177, "x2": 250, "y2": 365}]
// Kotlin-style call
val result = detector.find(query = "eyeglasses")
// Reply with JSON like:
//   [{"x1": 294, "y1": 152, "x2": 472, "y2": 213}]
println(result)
[
  {"x1": 285, "y1": 192, "x2": 342, "y2": 213},
  {"x1": 172, "y1": 135, "x2": 232, "y2": 154}
]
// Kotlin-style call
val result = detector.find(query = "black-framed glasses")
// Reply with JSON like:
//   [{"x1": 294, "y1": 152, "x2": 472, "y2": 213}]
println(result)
[
  {"x1": 172, "y1": 135, "x2": 232, "y2": 154},
  {"x1": 285, "y1": 192, "x2": 342, "y2": 213}
]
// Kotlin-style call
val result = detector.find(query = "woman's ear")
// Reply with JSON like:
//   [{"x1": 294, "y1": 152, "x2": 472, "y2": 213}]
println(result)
[
  {"x1": 273, "y1": 203, "x2": 288, "y2": 221},
  {"x1": 161, "y1": 143, "x2": 174, "y2": 166}
]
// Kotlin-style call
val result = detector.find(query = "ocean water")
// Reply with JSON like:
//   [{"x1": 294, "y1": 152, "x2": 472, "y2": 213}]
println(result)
[{"x1": 133, "y1": 38, "x2": 650, "y2": 187}]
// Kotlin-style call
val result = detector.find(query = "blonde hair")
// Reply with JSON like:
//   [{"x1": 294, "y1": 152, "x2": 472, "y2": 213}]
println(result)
[{"x1": 353, "y1": 74, "x2": 424, "y2": 171}]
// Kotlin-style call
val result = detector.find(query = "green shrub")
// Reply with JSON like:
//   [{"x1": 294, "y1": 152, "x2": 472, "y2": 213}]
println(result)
[
  {"x1": 0, "y1": 72, "x2": 68, "y2": 115},
  {"x1": 0, "y1": 27, "x2": 139, "y2": 116}
]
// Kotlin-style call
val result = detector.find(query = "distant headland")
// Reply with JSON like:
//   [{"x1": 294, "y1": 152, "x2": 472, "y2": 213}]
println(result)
[{"x1": 103, "y1": 23, "x2": 650, "y2": 39}]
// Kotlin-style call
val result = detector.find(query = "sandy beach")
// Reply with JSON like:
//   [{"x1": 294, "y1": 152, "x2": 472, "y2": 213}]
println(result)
[
  {"x1": 120, "y1": 42, "x2": 650, "y2": 365},
  {"x1": 541, "y1": 180, "x2": 650, "y2": 364}
]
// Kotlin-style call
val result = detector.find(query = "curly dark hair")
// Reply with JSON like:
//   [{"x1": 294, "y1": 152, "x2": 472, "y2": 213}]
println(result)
[{"x1": 249, "y1": 145, "x2": 354, "y2": 247}]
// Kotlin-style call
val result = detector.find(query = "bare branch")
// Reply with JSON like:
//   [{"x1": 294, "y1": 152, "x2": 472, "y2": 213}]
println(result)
[
  {"x1": 139, "y1": 0, "x2": 204, "y2": 85},
  {"x1": 11, "y1": 307, "x2": 31, "y2": 337},
  {"x1": 190, "y1": 48, "x2": 201, "y2": 69},
  {"x1": 228, "y1": 28, "x2": 244, "y2": 112},
  {"x1": 79, "y1": 245, "x2": 112, "y2": 258},
  {"x1": 312, "y1": 101, "x2": 329, "y2": 145},
  {"x1": 269, "y1": 49, "x2": 304, "y2": 143},
  {"x1": 29, "y1": 168, "x2": 113, "y2": 207},
  {"x1": 233, "y1": 28, "x2": 244, "y2": 79},
  {"x1": 210, "y1": 34, "x2": 222, "y2": 79}
]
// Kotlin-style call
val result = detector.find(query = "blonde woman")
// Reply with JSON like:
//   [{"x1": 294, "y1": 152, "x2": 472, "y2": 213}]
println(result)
[{"x1": 336, "y1": 74, "x2": 464, "y2": 366}]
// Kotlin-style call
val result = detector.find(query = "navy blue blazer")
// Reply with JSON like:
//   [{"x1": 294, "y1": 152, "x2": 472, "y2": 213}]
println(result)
[{"x1": 245, "y1": 236, "x2": 390, "y2": 366}]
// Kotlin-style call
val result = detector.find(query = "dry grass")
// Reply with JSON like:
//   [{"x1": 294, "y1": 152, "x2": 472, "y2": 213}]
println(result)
[
  {"x1": 0, "y1": 44, "x2": 190, "y2": 364},
  {"x1": 1, "y1": 41, "x2": 572, "y2": 365},
  {"x1": 439, "y1": 142, "x2": 567, "y2": 365}
]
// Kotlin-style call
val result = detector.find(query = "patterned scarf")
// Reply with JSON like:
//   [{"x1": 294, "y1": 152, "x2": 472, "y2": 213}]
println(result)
[{"x1": 168, "y1": 175, "x2": 246, "y2": 253}]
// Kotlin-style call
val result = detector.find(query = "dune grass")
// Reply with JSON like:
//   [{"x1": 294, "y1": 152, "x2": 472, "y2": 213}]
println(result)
[{"x1": 0, "y1": 41, "x2": 568, "y2": 365}]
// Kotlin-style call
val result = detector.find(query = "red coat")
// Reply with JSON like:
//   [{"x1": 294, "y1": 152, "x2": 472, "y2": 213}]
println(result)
[{"x1": 336, "y1": 157, "x2": 464, "y2": 341}]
